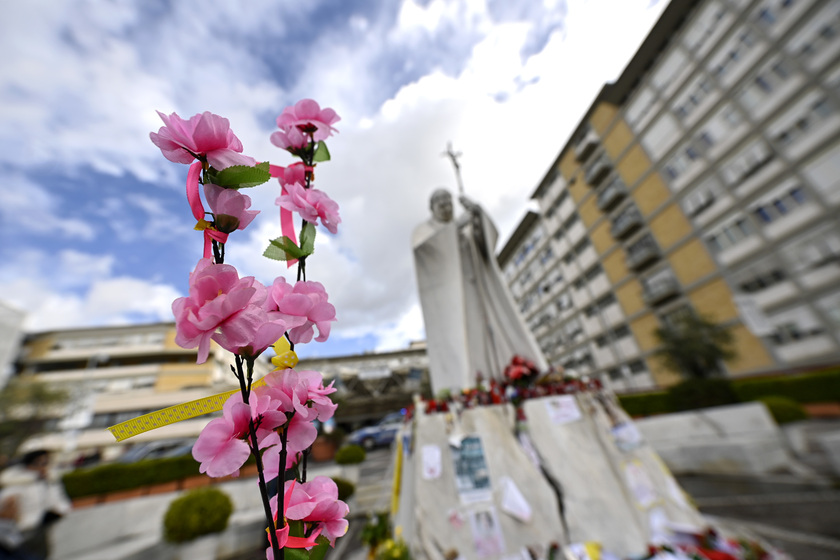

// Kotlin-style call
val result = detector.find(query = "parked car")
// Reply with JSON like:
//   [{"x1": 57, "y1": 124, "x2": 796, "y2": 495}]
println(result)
[
  {"x1": 118, "y1": 439, "x2": 194, "y2": 463},
  {"x1": 347, "y1": 412, "x2": 404, "y2": 450}
]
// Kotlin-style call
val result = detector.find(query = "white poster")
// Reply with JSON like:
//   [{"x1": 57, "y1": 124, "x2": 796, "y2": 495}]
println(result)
[
  {"x1": 623, "y1": 460, "x2": 658, "y2": 508},
  {"x1": 611, "y1": 422, "x2": 643, "y2": 452},
  {"x1": 468, "y1": 506, "x2": 506, "y2": 558},
  {"x1": 545, "y1": 395, "x2": 582, "y2": 425},
  {"x1": 422, "y1": 444, "x2": 442, "y2": 480},
  {"x1": 499, "y1": 476, "x2": 532, "y2": 523},
  {"x1": 452, "y1": 435, "x2": 492, "y2": 503}
]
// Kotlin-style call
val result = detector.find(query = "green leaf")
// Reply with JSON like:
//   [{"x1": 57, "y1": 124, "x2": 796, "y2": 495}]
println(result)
[
  {"x1": 312, "y1": 141, "x2": 331, "y2": 163},
  {"x1": 213, "y1": 162, "x2": 271, "y2": 188},
  {"x1": 288, "y1": 520, "x2": 305, "y2": 538},
  {"x1": 284, "y1": 549, "x2": 309, "y2": 560},
  {"x1": 300, "y1": 222, "x2": 316, "y2": 255},
  {"x1": 263, "y1": 236, "x2": 306, "y2": 261},
  {"x1": 308, "y1": 536, "x2": 332, "y2": 560}
]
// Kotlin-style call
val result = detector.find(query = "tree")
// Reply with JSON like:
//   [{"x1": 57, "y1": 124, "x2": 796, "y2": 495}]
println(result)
[
  {"x1": 0, "y1": 377, "x2": 68, "y2": 459},
  {"x1": 654, "y1": 313, "x2": 736, "y2": 379}
]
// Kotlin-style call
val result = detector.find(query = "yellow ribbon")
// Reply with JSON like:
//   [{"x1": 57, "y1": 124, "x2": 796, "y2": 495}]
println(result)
[{"x1": 108, "y1": 344, "x2": 299, "y2": 442}]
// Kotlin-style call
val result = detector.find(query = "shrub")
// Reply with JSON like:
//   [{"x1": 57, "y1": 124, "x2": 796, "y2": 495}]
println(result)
[
  {"x1": 335, "y1": 444, "x2": 366, "y2": 465},
  {"x1": 163, "y1": 487, "x2": 233, "y2": 543},
  {"x1": 733, "y1": 370, "x2": 840, "y2": 403},
  {"x1": 62, "y1": 455, "x2": 202, "y2": 499},
  {"x1": 617, "y1": 391, "x2": 671, "y2": 417},
  {"x1": 667, "y1": 378, "x2": 740, "y2": 412},
  {"x1": 332, "y1": 477, "x2": 356, "y2": 501},
  {"x1": 757, "y1": 396, "x2": 808, "y2": 425},
  {"x1": 376, "y1": 538, "x2": 412, "y2": 560}
]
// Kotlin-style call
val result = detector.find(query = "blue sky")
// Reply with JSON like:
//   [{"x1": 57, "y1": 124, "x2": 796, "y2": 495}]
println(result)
[{"x1": 0, "y1": 0, "x2": 666, "y2": 359}]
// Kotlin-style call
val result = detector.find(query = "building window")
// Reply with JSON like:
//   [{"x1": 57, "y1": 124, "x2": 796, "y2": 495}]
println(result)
[
  {"x1": 556, "y1": 292, "x2": 573, "y2": 311},
  {"x1": 673, "y1": 73, "x2": 714, "y2": 121},
  {"x1": 628, "y1": 360, "x2": 647, "y2": 374},
  {"x1": 769, "y1": 322, "x2": 823, "y2": 345},
  {"x1": 545, "y1": 190, "x2": 569, "y2": 218},
  {"x1": 752, "y1": 186, "x2": 807, "y2": 223},
  {"x1": 682, "y1": 177, "x2": 720, "y2": 217},
  {"x1": 795, "y1": 8, "x2": 840, "y2": 63},
  {"x1": 539, "y1": 247, "x2": 554, "y2": 265},
  {"x1": 773, "y1": 96, "x2": 838, "y2": 147},
  {"x1": 562, "y1": 213, "x2": 580, "y2": 231},
  {"x1": 684, "y1": 2, "x2": 726, "y2": 53},
  {"x1": 584, "y1": 264, "x2": 603, "y2": 282},
  {"x1": 706, "y1": 217, "x2": 754, "y2": 253},
  {"x1": 734, "y1": 258, "x2": 787, "y2": 293},
  {"x1": 573, "y1": 238, "x2": 591, "y2": 255},
  {"x1": 713, "y1": 29, "x2": 758, "y2": 78},
  {"x1": 720, "y1": 140, "x2": 774, "y2": 185},
  {"x1": 739, "y1": 57, "x2": 795, "y2": 109}
]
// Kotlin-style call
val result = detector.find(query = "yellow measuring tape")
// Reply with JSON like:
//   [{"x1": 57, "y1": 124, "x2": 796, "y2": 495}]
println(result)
[{"x1": 107, "y1": 344, "x2": 299, "y2": 442}]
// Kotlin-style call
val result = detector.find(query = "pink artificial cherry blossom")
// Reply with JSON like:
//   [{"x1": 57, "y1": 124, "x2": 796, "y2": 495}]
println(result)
[
  {"x1": 267, "y1": 278, "x2": 336, "y2": 344},
  {"x1": 204, "y1": 184, "x2": 260, "y2": 233},
  {"x1": 266, "y1": 481, "x2": 322, "y2": 559},
  {"x1": 270, "y1": 99, "x2": 340, "y2": 151},
  {"x1": 172, "y1": 259, "x2": 259, "y2": 363},
  {"x1": 192, "y1": 396, "x2": 252, "y2": 477},
  {"x1": 297, "y1": 370, "x2": 338, "y2": 421},
  {"x1": 297, "y1": 476, "x2": 349, "y2": 546},
  {"x1": 276, "y1": 181, "x2": 341, "y2": 234},
  {"x1": 172, "y1": 260, "x2": 292, "y2": 362},
  {"x1": 150, "y1": 111, "x2": 256, "y2": 170}
]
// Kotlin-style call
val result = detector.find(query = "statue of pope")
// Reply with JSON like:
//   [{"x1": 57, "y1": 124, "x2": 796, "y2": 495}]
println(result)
[{"x1": 412, "y1": 189, "x2": 547, "y2": 395}]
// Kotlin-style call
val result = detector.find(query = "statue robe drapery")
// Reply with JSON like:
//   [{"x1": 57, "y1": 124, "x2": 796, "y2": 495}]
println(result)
[{"x1": 412, "y1": 198, "x2": 547, "y2": 394}]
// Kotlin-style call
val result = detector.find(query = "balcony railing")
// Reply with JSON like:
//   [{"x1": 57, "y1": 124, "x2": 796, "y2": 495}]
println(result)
[
  {"x1": 596, "y1": 178, "x2": 627, "y2": 211},
  {"x1": 574, "y1": 128, "x2": 600, "y2": 161},
  {"x1": 643, "y1": 275, "x2": 680, "y2": 305},
  {"x1": 584, "y1": 153, "x2": 612, "y2": 187},
  {"x1": 626, "y1": 234, "x2": 660, "y2": 270},
  {"x1": 610, "y1": 206, "x2": 643, "y2": 239}
]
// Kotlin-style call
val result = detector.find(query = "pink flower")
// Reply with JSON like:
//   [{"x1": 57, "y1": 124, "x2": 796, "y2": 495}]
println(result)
[
  {"x1": 296, "y1": 477, "x2": 349, "y2": 546},
  {"x1": 273, "y1": 162, "x2": 308, "y2": 188},
  {"x1": 267, "y1": 278, "x2": 336, "y2": 344},
  {"x1": 172, "y1": 259, "x2": 259, "y2": 363},
  {"x1": 150, "y1": 111, "x2": 256, "y2": 170},
  {"x1": 172, "y1": 260, "x2": 292, "y2": 362},
  {"x1": 192, "y1": 395, "x2": 252, "y2": 477},
  {"x1": 266, "y1": 481, "x2": 322, "y2": 559},
  {"x1": 211, "y1": 306, "x2": 289, "y2": 360},
  {"x1": 204, "y1": 184, "x2": 260, "y2": 233},
  {"x1": 297, "y1": 370, "x2": 338, "y2": 422},
  {"x1": 270, "y1": 99, "x2": 340, "y2": 151},
  {"x1": 276, "y1": 182, "x2": 341, "y2": 234}
]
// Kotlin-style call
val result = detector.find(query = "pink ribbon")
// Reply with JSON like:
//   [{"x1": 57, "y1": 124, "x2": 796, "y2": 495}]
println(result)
[
  {"x1": 187, "y1": 161, "x2": 204, "y2": 221},
  {"x1": 203, "y1": 229, "x2": 229, "y2": 259},
  {"x1": 269, "y1": 164, "x2": 300, "y2": 268},
  {"x1": 187, "y1": 161, "x2": 229, "y2": 259}
]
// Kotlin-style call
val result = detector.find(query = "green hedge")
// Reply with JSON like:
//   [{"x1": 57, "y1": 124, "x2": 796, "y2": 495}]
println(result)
[
  {"x1": 617, "y1": 368, "x2": 840, "y2": 417},
  {"x1": 733, "y1": 369, "x2": 840, "y2": 404},
  {"x1": 617, "y1": 392, "x2": 672, "y2": 417},
  {"x1": 63, "y1": 455, "x2": 202, "y2": 499},
  {"x1": 757, "y1": 396, "x2": 808, "y2": 425}
]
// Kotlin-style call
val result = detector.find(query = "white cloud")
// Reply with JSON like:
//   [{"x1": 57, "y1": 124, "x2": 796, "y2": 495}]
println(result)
[
  {"x1": 0, "y1": 249, "x2": 180, "y2": 332},
  {"x1": 0, "y1": 175, "x2": 96, "y2": 241}
]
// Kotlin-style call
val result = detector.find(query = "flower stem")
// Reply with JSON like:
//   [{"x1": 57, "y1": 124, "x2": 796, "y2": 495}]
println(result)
[{"x1": 236, "y1": 355, "x2": 282, "y2": 559}]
